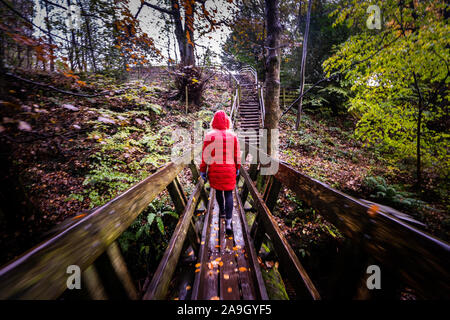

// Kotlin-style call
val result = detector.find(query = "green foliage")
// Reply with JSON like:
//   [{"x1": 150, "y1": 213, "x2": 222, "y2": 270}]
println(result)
[
  {"x1": 82, "y1": 123, "x2": 172, "y2": 209},
  {"x1": 65, "y1": 193, "x2": 84, "y2": 203},
  {"x1": 143, "y1": 103, "x2": 162, "y2": 115},
  {"x1": 117, "y1": 197, "x2": 179, "y2": 275},
  {"x1": 296, "y1": 131, "x2": 324, "y2": 151},
  {"x1": 324, "y1": 0, "x2": 449, "y2": 182},
  {"x1": 362, "y1": 176, "x2": 426, "y2": 209}
]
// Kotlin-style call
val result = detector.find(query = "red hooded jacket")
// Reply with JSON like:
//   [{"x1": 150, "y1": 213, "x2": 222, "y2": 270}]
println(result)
[{"x1": 200, "y1": 111, "x2": 241, "y2": 191}]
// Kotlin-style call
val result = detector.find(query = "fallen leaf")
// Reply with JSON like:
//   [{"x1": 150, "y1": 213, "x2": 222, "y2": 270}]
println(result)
[{"x1": 71, "y1": 213, "x2": 86, "y2": 221}]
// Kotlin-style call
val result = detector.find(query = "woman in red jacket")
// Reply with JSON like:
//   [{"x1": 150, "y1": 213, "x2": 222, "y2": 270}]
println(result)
[{"x1": 200, "y1": 110, "x2": 241, "y2": 234}]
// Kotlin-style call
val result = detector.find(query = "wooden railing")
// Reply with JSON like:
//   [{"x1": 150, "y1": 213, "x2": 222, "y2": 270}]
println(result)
[
  {"x1": 239, "y1": 66, "x2": 258, "y2": 85},
  {"x1": 0, "y1": 143, "x2": 206, "y2": 300},
  {"x1": 239, "y1": 144, "x2": 450, "y2": 299},
  {"x1": 240, "y1": 165, "x2": 321, "y2": 299}
]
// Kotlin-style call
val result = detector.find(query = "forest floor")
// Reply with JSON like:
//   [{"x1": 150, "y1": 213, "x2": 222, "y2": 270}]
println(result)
[
  {"x1": 0, "y1": 69, "x2": 447, "y2": 297},
  {"x1": 0, "y1": 69, "x2": 229, "y2": 269}
]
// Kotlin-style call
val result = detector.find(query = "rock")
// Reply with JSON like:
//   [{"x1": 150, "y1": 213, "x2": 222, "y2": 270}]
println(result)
[
  {"x1": 21, "y1": 105, "x2": 32, "y2": 112},
  {"x1": 117, "y1": 115, "x2": 127, "y2": 120},
  {"x1": 62, "y1": 104, "x2": 79, "y2": 111},
  {"x1": 135, "y1": 118, "x2": 144, "y2": 125},
  {"x1": 34, "y1": 108, "x2": 49, "y2": 113},
  {"x1": 73, "y1": 124, "x2": 81, "y2": 130},
  {"x1": 18, "y1": 121, "x2": 32, "y2": 131},
  {"x1": 97, "y1": 116, "x2": 116, "y2": 124}
]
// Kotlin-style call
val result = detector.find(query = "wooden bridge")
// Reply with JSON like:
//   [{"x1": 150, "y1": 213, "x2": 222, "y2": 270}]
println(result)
[{"x1": 0, "y1": 68, "x2": 449, "y2": 300}]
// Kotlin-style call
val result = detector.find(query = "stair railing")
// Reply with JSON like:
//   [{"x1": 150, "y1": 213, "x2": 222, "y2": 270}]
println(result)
[
  {"x1": 238, "y1": 65, "x2": 258, "y2": 85},
  {"x1": 258, "y1": 83, "x2": 265, "y2": 127}
]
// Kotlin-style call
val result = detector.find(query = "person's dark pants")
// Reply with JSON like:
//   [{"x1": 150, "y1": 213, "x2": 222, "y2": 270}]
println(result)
[{"x1": 215, "y1": 190, "x2": 233, "y2": 220}]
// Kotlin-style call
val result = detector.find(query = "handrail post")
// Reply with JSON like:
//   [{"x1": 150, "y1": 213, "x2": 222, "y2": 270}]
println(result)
[{"x1": 185, "y1": 85, "x2": 188, "y2": 114}]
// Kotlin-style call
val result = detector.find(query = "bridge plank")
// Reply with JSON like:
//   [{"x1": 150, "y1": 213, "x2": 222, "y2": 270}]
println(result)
[
  {"x1": 192, "y1": 189, "x2": 221, "y2": 300},
  {"x1": 219, "y1": 211, "x2": 240, "y2": 300},
  {"x1": 191, "y1": 189, "x2": 215, "y2": 299},
  {"x1": 231, "y1": 190, "x2": 259, "y2": 299},
  {"x1": 201, "y1": 191, "x2": 220, "y2": 300},
  {"x1": 192, "y1": 188, "x2": 267, "y2": 300}
]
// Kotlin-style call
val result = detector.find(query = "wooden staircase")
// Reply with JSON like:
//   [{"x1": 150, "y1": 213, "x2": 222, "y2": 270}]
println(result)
[{"x1": 235, "y1": 71, "x2": 263, "y2": 151}]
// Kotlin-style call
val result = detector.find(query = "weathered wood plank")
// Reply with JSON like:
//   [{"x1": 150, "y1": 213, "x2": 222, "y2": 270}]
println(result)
[
  {"x1": 240, "y1": 163, "x2": 258, "y2": 205},
  {"x1": 105, "y1": 241, "x2": 139, "y2": 300},
  {"x1": 82, "y1": 265, "x2": 108, "y2": 300},
  {"x1": 264, "y1": 176, "x2": 282, "y2": 213},
  {"x1": 196, "y1": 189, "x2": 221, "y2": 300},
  {"x1": 232, "y1": 189, "x2": 265, "y2": 299},
  {"x1": 191, "y1": 189, "x2": 215, "y2": 300},
  {"x1": 219, "y1": 214, "x2": 240, "y2": 300},
  {"x1": 168, "y1": 176, "x2": 199, "y2": 253},
  {"x1": 167, "y1": 177, "x2": 187, "y2": 214},
  {"x1": 0, "y1": 144, "x2": 202, "y2": 300},
  {"x1": 241, "y1": 167, "x2": 321, "y2": 300},
  {"x1": 143, "y1": 180, "x2": 203, "y2": 300},
  {"x1": 189, "y1": 161, "x2": 209, "y2": 206}
]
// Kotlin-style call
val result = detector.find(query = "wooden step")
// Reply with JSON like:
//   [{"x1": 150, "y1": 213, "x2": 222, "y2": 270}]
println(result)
[{"x1": 239, "y1": 110, "x2": 260, "y2": 113}]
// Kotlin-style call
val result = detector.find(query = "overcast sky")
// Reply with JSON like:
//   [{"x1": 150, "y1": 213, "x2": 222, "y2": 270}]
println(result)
[{"x1": 33, "y1": 0, "x2": 233, "y2": 65}]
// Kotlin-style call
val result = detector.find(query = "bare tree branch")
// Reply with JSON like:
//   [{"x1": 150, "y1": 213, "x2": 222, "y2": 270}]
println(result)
[{"x1": 137, "y1": 1, "x2": 175, "y2": 18}]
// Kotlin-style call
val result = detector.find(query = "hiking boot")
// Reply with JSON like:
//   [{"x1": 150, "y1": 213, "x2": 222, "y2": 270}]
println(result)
[{"x1": 226, "y1": 219, "x2": 232, "y2": 235}]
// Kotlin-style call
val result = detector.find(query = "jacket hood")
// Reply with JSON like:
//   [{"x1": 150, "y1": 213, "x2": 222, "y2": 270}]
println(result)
[{"x1": 211, "y1": 110, "x2": 230, "y2": 130}]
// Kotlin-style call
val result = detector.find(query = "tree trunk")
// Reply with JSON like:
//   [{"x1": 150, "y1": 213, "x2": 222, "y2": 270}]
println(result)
[
  {"x1": 44, "y1": 1, "x2": 55, "y2": 72},
  {"x1": 295, "y1": 0, "x2": 312, "y2": 130},
  {"x1": 78, "y1": 0, "x2": 97, "y2": 72},
  {"x1": 263, "y1": 0, "x2": 282, "y2": 156},
  {"x1": 412, "y1": 72, "x2": 423, "y2": 189},
  {"x1": 171, "y1": 0, "x2": 187, "y2": 64},
  {"x1": 183, "y1": 0, "x2": 196, "y2": 66},
  {"x1": 67, "y1": 0, "x2": 80, "y2": 71}
]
